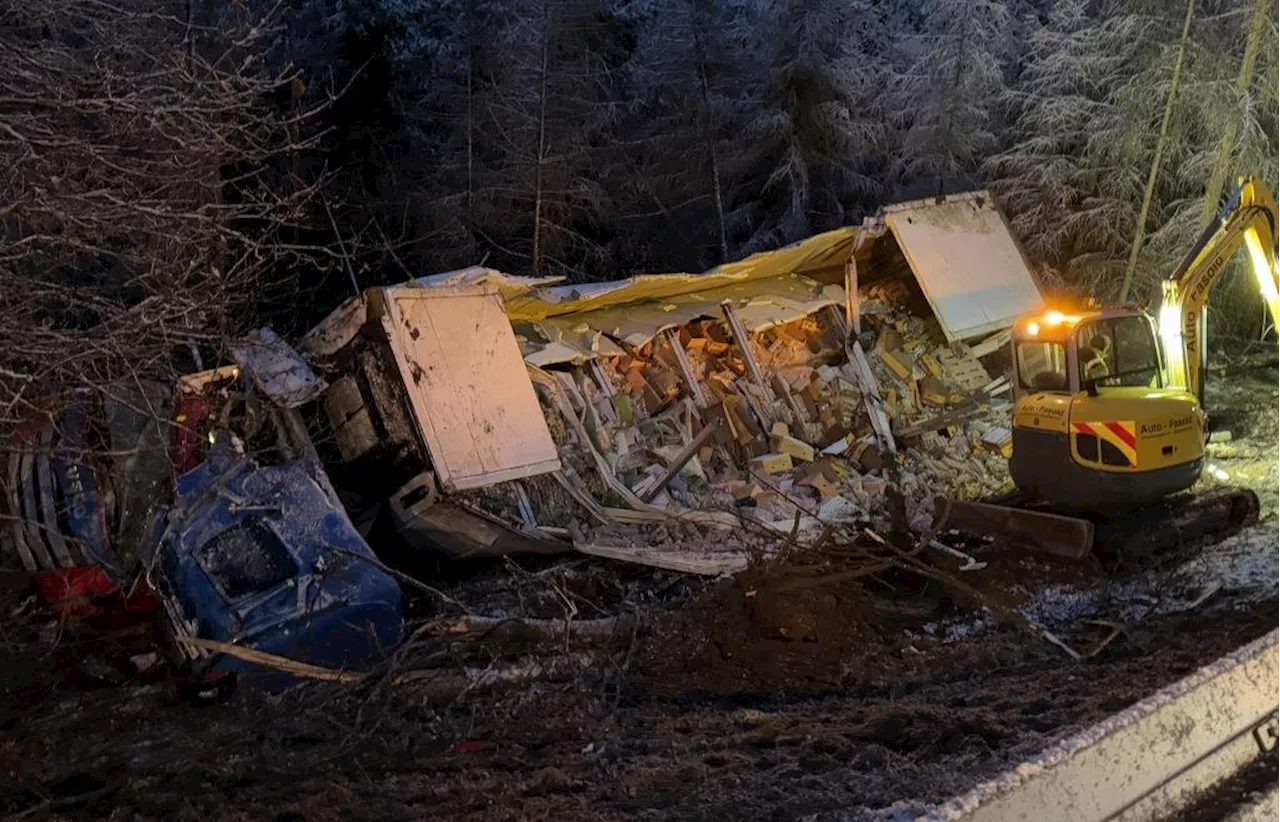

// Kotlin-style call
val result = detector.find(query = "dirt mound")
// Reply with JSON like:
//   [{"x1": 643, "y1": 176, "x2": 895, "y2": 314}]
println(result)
[{"x1": 632, "y1": 564, "x2": 948, "y2": 696}]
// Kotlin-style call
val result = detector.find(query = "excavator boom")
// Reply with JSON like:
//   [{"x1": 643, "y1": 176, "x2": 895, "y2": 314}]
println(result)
[{"x1": 1158, "y1": 176, "x2": 1279, "y2": 404}]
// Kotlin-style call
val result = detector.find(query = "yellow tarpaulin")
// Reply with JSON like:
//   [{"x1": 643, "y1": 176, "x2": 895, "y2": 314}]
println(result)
[
  {"x1": 505, "y1": 227, "x2": 860, "y2": 322},
  {"x1": 520, "y1": 274, "x2": 846, "y2": 355}
]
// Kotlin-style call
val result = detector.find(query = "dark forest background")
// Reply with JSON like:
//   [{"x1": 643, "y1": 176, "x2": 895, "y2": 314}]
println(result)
[{"x1": 0, "y1": 0, "x2": 1275, "y2": 402}]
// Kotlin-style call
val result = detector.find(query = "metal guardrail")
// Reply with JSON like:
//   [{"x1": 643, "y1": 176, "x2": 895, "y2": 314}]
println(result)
[{"x1": 918, "y1": 630, "x2": 1279, "y2": 822}]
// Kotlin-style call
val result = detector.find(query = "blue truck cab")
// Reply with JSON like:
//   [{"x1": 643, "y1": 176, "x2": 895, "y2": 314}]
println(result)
[{"x1": 154, "y1": 432, "x2": 403, "y2": 688}]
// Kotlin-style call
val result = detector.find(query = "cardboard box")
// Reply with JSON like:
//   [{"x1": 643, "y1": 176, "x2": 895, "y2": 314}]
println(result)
[
  {"x1": 879, "y1": 347, "x2": 914, "y2": 381},
  {"x1": 982, "y1": 426, "x2": 1014, "y2": 459},
  {"x1": 748, "y1": 452, "x2": 794, "y2": 474},
  {"x1": 647, "y1": 363, "x2": 680, "y2": 397},
  {"x1": 799, "y1": 471, "x2": 840, "y2": 497},
  {"x1": 849, "y1": 439, "x2": 884, "y2": 472},
  {"x1": 920, "y1": 375, "x2": 950, "y2": 407},
  {"x1": 770, "y1": 434, "x2": 815, "y2": 462}
]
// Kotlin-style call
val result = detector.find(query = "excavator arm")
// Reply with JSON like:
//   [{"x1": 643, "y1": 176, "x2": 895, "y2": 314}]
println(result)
[{"x1": 1158, "y1": 176, "x2": 1279, "y2": 404}]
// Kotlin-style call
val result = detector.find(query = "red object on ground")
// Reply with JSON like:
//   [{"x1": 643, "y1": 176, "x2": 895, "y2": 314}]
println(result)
[
  {"x1": 32, "y1": 566, "x2": 119, "y2": 619},
  {"x1": 450, "y1": 740, "x2": 497, "y2": 754},
  {"x1": 31, "y1": 566, "x2": 161, "y2": 625}
]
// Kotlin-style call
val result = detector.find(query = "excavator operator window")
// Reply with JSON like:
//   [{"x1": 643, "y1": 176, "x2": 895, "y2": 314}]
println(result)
[
  {"x1": 1016, "y1": 341, "x2": 1068, "y2": 392},
  {"x1": 1076, "y1": 316, "x2": 1162, "y2": 389}
]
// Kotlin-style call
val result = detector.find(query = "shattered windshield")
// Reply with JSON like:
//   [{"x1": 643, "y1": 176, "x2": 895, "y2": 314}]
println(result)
[{"x1": 196, "y1": 518, "x2": 299, "y2": 601}]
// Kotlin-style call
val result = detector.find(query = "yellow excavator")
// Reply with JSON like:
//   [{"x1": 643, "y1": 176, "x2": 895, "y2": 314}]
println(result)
[{"x1": 936, "y1": 176, "x2": 1278, "y2": 559}]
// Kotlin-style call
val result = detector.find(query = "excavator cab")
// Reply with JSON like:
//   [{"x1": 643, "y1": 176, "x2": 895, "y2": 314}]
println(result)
[{"x1": 1009, "y1": 309, "x2": 1206, "y2": 511}]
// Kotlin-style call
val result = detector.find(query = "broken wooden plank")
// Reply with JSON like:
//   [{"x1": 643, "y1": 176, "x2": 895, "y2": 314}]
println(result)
[
  {"x1": 720, "y1": 300, "x2": 770, "y2": 392},
  {"x1": 662, "y1": 327, "x2": 708, "y2": 408},
  {"x1": 968, "y1": 327, "x2": 1013, "y2": 359},
  {"x1": 639, "y1": 416, "x2": 721, "y2": 503},
  {"x1": 512, "y1": 482, "x2": 537, "y2": 529},
  {"x1": 845, "y1": 341, "x2": 897, "y2": 454},
  {"x1": 588, "y1": 358, "x2": 616, "y2": 398},
  {"x1": 932, "y1": 497, "x2": 1094, "y2": 559},
  {"x1": 773, "y1": 372, "x2": 809, "y2": 432},
  {"x1": 843, "y1": 224, "x2": 870, "y2": 337},
  {"x1": 178, "y1": 637, "x2": 364, "y2": 683},
  {"x1": 896, "y1": 402, "x2": 984, "y2": 438}
]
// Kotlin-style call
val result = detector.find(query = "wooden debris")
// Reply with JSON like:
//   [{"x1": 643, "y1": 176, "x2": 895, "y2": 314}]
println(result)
[
  {"x1": 662, "y1": 328, "x2": 708, "y2": 408},
  {"x1": 639, "y1": 417, "x2": 722, "y2": 503},
  {"x1": 934, "y1": 346, "x2": 992, "y2": 393},
  {"x1": 981, "y1": 426, "x2": 1014, "y2": 458},
  {"x1": 423, "y1": 614, "x2": 633, "y2": 642},
  {"x1": 749, "y1": 452, "x2": 794, "y2": 474},
  {"x1": 968, "y1": 327, "x2": 1012, "y2": 359},
  {"x1": 896, "y1": 402, "x2": 985, "y2": 438},
  {"x1": 770, "y1": 433, "x2": 815, "y2": 463},
  {"x1": 879, "y1": 345, "x2": 915, "y2": 380},
  {"x1": 177, "y1": 637, "x2": 364, "y2": 683},
  {"x1": 919, "y1": 374, "x2": 950, "y2": 407},
  {"x1": 845, "y1": 341, "x2": 897, "y2": 454},
  {"x1": 720, "y1": 300, "x2": 770, "y2": 394}
]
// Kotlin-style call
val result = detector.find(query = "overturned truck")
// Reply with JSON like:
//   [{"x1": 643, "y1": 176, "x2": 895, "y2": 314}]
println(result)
[
  {"x1": 294, "y1": 189, "x2": 1048, "y2": 572},
  {"x1": 0, "y1": 187, "x2": 1049, "y2": 683}
]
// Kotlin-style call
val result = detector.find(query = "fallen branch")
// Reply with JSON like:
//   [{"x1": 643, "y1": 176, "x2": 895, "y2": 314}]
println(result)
[
  {"x1": 863, "y1": 528, "x2": 1083, "y2": 661},
  {"x1": 1082, "y1": 620, "x2": 1127, "y2": 658},
  {"x1": 178, "y1": 637, "x2": 601, "y2": 696},
  {"x1": 177, "y1": 636, "x2": 364, "y2": 683},
  {"x1": 530, "y1": 365, "x2": 735, "y2": 527},
  {"x1": 422, "y1": 614, "x2": 634, "y2": 642}
]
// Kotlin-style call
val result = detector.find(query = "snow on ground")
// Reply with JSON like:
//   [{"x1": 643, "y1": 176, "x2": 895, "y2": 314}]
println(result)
[
  {"x1": 923, "y1": 524, "x2": 1278, "y2": 643},
  {"x1": 1023, "y1": 523, "x2": 1279, "y2": 627}
]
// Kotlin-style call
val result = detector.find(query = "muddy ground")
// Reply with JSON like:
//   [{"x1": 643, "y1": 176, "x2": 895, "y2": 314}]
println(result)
[
  {"x1": 1, "y1": 596, "x2": 1274, "y2": 822},
  {"x1": 1, "y1": 358, "x2": 1276, "y2": 821}
]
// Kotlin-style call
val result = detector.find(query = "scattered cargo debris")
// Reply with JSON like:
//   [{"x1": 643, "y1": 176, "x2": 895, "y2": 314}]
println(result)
[{"x1": 283, "y1": 193, "x2": 1040, "y2": 574}]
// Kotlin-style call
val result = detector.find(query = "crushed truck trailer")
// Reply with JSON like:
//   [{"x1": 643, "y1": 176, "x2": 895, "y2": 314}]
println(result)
[
  {"x1": 299, "y1": 281, "x2": 570, "y2": 560},
  {"x1": 292, "y1": 189, "x2": 1050, "y2": 571}
]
